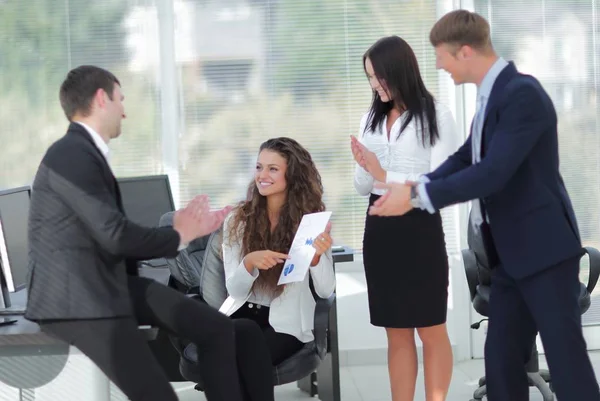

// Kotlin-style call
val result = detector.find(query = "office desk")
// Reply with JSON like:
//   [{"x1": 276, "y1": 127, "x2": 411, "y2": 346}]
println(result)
[
  {"x1": 331, "y1": 246, "x2": 355, "y2": 264},
  {"x1": 0, "y1": 316, "x2": 68, "y2": 397},
  {"x1": 297, "y1": 246, "x2": 354, "y2": 401},
  {"x1": 0, "y1": 249, "x2": 354, "y2": 401},
  {"x1": 0, "y1": 268, "x2": 162, "y2": 401}
]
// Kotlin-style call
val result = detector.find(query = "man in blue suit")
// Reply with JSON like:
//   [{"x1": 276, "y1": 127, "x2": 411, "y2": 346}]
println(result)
[{"x1": 366, "y1": 9, "x2": 600, "y2": 400}]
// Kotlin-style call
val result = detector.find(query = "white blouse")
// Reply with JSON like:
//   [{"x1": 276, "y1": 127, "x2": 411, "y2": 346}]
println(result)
[
  {"x1": 354, "y1": 101, "x2": 460, "y2": 196},
  {"x1": 218, "y1": 213, "x2": 336, "y2": 343}
]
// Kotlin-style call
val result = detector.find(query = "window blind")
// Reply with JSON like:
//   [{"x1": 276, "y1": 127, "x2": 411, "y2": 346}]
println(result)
[
  {"x1": 176, "y1": 0, "x2": 462, "y2": 256},
  {"x1": 0, "y1": 0, "x2": 164, "y2": 188},
  {"x1": 0, "y1": 0, "x2": 464, "y2": 257}
]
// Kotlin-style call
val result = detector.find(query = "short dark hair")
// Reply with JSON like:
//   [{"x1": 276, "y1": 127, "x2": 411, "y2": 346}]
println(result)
[
  {"x1": 429, "y1": 10, "x2": 492, "y2": 52},
  {"x1": 59, "y1": 65, "x2": 120, "y2": 121}
]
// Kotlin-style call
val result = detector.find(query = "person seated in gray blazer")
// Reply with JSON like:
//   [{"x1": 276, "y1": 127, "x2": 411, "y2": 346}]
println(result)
[
  {"x1": 220, "y1": 137, "x2": 335, "y2": 372},
  {"x1": 25, "y1": 65, "x2": 274, "y2": 401}
]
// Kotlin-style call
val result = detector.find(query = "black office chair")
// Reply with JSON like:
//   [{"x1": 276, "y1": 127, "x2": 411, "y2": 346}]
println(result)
[
  {"x1": 158, "y1": 212, "x2": 336, "y2": 395},
  {"x1": 462, "y1": 212, "x2": 600, "y2": 401}
]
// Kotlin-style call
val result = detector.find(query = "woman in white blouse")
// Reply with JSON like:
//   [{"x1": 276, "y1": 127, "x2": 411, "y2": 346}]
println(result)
[
  {"x1": 350, "y1": 36, "x2": 460, "y2": 401},
  {"x1": 219, "y1": 137, "x2": 335, "y2": 396}
]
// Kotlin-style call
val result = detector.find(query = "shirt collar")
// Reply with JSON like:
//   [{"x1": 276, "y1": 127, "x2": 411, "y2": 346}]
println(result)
[
  {"x1": 478, "y1": 57, "x2": 509, "y2": 101},
  {"x1": 75, "y1": 121, "x2": 110, "y2": 160}
]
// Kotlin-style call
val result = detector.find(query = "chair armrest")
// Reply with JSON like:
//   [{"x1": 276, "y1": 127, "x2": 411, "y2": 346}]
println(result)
[
  {"x1": 186, "y1": 286, "x2": 201, "y2": 296},
  {"x1": 313, "y1": 293, "x2": 335, "y2": 360},
  {"x1": 185, "y1": 292, "x2": 206, "y2": 304},
  {"x1": 140, "y1": 326, "x2": 159, "y2": 341},
  {"x1": 583, "y1": 247, "x2": 600, "y2": 294}
]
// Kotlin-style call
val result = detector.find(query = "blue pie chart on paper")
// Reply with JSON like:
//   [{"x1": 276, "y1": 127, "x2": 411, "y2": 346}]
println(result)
[{"x1": 284, "y1": 264, "x2": 295, "y2": 276}]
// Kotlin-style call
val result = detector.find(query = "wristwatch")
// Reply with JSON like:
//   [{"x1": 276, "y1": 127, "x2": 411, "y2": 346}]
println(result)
[{"x1": 410, "y1": 185, "x2": 421, "y2": 208}]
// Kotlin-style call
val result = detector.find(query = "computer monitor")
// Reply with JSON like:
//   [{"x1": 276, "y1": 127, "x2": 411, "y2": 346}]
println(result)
[
  {"x1": 0, "y1": 186, "x2": 31, "y2": 300},
  {"x1": 117, "y1": 175, "x2": 176, "y2": 228}
]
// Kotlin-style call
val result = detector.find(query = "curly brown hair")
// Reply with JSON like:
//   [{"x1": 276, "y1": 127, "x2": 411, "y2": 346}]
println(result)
[{"x1": 226, "y1": 137, "x2": 325, "y2": 297}]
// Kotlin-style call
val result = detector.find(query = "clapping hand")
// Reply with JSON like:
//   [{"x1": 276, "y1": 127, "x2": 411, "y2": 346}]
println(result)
[
  {"x1": 173, "y1": 195, "x2": 232, "y2": 244},
  {"x1": 350, "y1": 136, "x2": 386, "y2": 182},
  {"x1": 368, "y1": 182, "x2": 412, "y2": 216},
  {"x1": 350, "y1": 135, "x2": 367, "y2": 169}
]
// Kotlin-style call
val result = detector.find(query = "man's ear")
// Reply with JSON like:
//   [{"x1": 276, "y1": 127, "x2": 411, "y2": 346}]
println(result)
[
  {"x1": 94, "y1": 88, "x2": 107, "y2": 109},
  {"x1": 459, "y1": 45, "x2": 475, "y2": 60}
]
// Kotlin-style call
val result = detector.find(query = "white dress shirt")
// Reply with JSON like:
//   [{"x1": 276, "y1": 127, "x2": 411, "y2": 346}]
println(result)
[
  {"x1": 354, "y1": 101, "x2": 460, "y2": 196},
  {"x1": 218, "y1": 213, "x2": 336, "y2": 343}
]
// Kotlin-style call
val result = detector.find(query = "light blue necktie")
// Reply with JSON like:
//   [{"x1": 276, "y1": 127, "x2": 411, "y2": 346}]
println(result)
[{"x1": 470, "y1": 94, "x2": 486, "y2": 227}]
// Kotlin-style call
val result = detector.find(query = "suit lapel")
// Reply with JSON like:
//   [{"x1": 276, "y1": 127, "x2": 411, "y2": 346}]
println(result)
[
  {"x1": 67, "y1": 123, "x2": 124, "y2": 212},
  {"x1": 482, "y1": 62, "x2": 518, "y2": 126},
  {"x1": 480, "y1": 62, "x2": 519, "y2": 156},
  {"x1": 68, "y1": 122, "x2": 106, "y2": 160}
]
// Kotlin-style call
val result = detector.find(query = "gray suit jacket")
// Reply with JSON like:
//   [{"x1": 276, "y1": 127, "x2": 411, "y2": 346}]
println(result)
[{"x1": 25, "y1": 123, "x2": 181, "y2": 320}]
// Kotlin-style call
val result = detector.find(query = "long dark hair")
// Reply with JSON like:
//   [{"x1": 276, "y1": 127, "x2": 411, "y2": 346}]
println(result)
[
  {"x1": 226, "y1": 137, "x2": 325, "y2": 297},
  {"x1": 363, "y1": 36, "x2": 439, "y2": 146}
]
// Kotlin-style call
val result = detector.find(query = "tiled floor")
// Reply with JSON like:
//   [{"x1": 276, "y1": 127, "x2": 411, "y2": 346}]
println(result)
[{"x1": 175, "y1": 350, "x2": 600, "y2": 401}]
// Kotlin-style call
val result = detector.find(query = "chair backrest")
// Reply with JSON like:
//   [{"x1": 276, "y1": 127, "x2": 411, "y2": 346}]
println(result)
[
  {"x1": 158, "y1": 211, "x2": 211, "y2": 290},
  {"x1": 466, "y1": 209, "x2": 493, "y2": 286},
  {"x1": 198, "y1": 227, "x2": 228, "y2": 308}
]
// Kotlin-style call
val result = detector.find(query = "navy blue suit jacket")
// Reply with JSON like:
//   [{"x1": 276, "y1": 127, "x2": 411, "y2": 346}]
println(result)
[{"x1": 425, "y1": 62, "x2": 582, "y2": 279}]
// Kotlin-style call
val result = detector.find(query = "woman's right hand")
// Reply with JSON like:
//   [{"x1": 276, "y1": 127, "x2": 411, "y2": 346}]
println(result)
[
  {"x1": 350, "y1": 136, "x2": 365, "y2": 167},
  {"x1": 244, "y1": 250, "x2": 289, "y2": 272}
]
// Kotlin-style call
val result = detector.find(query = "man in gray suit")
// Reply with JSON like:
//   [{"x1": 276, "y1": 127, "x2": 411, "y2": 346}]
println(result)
[{"x1": 25, "y1": 66, "x2": 275, "y2": 401}]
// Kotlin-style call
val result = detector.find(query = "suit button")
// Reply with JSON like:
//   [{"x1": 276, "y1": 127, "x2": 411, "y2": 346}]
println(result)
[{"x1": 248, "y1": 303, "x2": 254, "y2": 308}]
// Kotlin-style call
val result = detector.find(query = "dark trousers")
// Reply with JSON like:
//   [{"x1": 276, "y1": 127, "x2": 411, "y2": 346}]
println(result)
[
  {"x1": 39, "y1": 276, "x2": 274, "y2": 401},
  {"x1": 231, "y1": 302, "x2": 304, "y2": 366},
  {"x1": 485, "y1": 255, "x2": 600, "y2": 400}
]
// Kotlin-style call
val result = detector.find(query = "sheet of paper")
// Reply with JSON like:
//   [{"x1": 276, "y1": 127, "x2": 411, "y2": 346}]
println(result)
[{"x1": 278, "y1": 211, "x2": 332, "y2": 285}]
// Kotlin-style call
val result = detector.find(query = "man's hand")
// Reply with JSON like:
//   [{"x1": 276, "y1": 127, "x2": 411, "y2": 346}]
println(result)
[
  {"x1": 350, "y1": 136, "x2": 385, "y2": 182},
  {"x1": 368, "y1": 183, "x2": 413, "y2": 216},
  {"x1": 173, "y1": 195, "x2": 232, "y2": 244}
]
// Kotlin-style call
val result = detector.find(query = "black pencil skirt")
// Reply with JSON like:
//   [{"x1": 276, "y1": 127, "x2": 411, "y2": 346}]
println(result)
[{"x1": 362, "y1": 194, "x2": 450, "y2": 328}]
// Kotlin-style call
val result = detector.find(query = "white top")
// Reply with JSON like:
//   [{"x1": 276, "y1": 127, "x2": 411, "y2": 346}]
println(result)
[
  {"x1": 354, "y1": 102, "x2": 460, "y2": 196},
  {"x1": 218, "y1": 213, "x2": 336, "y2": 343}
]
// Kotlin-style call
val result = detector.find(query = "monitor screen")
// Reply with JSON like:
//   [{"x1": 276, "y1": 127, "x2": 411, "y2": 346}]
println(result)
[
  {"x1": 0, "y1": 187, "x2": 31, "y2": 292},
  {"x1": 117, "y1": 175, "x2": 175, "y2": 228}
]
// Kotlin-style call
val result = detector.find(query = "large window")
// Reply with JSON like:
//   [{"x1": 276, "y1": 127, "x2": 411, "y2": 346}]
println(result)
[
  {"x1": 0, "y1": 0, "x2": 164, "y2": 187},
  {"x1": 0, "y1": 0, "x2": 462, "y2": 258},
  {"x1": 173, "y1": 0, "x2": 460, "y2": 256},
  {"x1": 6, "y1": 0, "x2": 597, "y2": 284}
]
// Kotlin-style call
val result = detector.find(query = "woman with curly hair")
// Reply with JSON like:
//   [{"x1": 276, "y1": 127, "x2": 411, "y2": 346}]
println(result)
[{"x1": 219, "y1": 137, "x2": 335, "y2": 390}]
